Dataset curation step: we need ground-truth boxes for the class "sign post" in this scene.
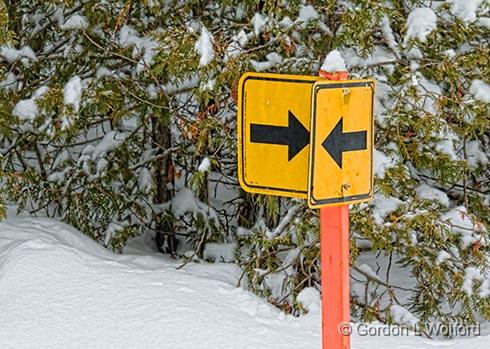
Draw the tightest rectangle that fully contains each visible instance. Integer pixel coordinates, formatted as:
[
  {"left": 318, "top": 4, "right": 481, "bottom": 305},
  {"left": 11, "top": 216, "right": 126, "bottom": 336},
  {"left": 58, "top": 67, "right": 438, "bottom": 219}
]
[
  {"left": 318, "top": 69, "right": 350, "bottom": 349},
  {"left": 237, "top": 70, "right": 374, "bottom": 349},
  {"left": 320, "top": 204, "right": 350, "bottom": 349}
]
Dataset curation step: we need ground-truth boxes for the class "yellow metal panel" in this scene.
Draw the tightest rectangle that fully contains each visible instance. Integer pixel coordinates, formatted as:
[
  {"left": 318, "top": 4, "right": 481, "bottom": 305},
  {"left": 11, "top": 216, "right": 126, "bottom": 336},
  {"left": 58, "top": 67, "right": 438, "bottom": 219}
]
[
  {"left": 237, "top": 72, "right": 318, "bottom": 197},
  {"left": 308, "top": 80, "right": 375, "bottom": 208}
]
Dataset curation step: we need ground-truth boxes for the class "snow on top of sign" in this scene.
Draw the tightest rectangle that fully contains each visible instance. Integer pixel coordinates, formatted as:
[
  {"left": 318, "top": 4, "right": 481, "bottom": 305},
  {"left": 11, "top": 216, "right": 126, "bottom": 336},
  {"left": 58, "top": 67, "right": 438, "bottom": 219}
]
[{"left": 320, "top": 49, "right": 346, "bottom": 72}]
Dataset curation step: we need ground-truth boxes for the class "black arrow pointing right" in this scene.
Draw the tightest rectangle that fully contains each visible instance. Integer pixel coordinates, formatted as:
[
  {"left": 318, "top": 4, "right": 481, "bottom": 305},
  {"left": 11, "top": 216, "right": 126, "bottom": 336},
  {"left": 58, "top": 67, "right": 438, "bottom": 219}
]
[
  {"left": 322, "top": 117, "right": 367, "bottom": 169},
  {"left": 250, "top": 110, "right": 309, "bottom": 161}
]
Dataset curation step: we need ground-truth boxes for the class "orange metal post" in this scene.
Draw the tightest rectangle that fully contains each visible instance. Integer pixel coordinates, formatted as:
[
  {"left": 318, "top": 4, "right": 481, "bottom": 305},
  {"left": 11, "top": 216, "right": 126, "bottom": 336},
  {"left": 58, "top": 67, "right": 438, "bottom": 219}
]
[
  {"left": 318, "top": 69, "right": 350, "bottom": 349},
  {"left": 320, "top": 205, "right": 350, "bottom": 349}
]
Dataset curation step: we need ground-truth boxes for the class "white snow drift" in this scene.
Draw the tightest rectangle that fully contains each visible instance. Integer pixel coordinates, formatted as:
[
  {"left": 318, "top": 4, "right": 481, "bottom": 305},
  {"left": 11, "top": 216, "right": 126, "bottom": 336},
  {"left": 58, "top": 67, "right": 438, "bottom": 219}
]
[{"left": 1, "top": 212, "right": 489, "bottom": 348}]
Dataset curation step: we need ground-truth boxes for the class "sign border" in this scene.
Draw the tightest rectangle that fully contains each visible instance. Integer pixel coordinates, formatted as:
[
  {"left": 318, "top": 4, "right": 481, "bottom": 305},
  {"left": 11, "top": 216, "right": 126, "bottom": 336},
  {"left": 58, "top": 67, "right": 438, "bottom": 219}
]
[
  {"left": 238, "top": 72, "right": 318, "bottom": 197},
  {"left": 308, "top": 80, "right": 375, "bottom": 208}
]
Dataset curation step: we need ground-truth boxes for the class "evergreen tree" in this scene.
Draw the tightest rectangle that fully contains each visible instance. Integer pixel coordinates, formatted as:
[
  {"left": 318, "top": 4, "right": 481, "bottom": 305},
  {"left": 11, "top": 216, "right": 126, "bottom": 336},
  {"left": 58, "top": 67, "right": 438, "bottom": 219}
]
[{"left": 1, "top": 0, "right": 489, "bottom": 330}]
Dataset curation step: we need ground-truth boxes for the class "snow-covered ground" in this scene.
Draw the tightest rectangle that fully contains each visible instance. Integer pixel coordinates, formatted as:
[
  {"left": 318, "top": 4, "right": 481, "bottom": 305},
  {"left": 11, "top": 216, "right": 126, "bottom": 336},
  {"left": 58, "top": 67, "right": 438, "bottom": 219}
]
[{"left": 1, "top": 208, "right": 489, "bottom": 348}]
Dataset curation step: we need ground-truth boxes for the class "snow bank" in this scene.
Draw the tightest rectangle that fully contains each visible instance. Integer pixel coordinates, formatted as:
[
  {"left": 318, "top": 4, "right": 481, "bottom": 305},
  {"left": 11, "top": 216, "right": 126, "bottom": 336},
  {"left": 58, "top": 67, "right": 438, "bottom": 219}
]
[
  {"left": 1, "top": 212, "right": 489, "bottom": 348},
  {"left": 0, "top": 214, "right": 319, "bottom": 348}
]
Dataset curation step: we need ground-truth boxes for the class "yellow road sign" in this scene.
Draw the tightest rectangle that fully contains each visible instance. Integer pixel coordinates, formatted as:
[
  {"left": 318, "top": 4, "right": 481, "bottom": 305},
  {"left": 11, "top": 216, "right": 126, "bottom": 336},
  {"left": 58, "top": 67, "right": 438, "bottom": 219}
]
[
  {"left": 237, "top": 72, "right": 318, "bottom": 197},
  {"left": 308, "top": 80, "right": 375, "bottom": 208}
]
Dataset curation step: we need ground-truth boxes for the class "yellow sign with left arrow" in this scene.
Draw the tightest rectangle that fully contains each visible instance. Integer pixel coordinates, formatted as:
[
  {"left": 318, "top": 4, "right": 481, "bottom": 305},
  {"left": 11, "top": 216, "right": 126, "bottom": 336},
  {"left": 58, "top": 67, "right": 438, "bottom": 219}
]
[
  {"left": 308, "top": 80, "right": 375, "bottom": 208},
  {"left": 237, "top": 72, "right": 317, "bottom": 198}
]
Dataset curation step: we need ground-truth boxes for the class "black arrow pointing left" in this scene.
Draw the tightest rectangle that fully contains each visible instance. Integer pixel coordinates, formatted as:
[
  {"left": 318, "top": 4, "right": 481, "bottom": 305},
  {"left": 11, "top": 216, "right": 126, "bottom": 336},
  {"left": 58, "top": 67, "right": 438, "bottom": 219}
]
[
  {"left": 250, "top": 111, "right": 309, "bottom": 161},
  {"left": 322, "top": 117, "right": 367, "bottom": 169}
]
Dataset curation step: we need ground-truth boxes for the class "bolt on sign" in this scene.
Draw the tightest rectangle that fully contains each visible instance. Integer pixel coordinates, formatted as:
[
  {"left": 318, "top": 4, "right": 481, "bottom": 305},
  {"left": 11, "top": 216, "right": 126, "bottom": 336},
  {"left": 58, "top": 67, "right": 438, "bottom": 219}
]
[{"left": 237, "top": 72, "right": 375, "bottom": 208}]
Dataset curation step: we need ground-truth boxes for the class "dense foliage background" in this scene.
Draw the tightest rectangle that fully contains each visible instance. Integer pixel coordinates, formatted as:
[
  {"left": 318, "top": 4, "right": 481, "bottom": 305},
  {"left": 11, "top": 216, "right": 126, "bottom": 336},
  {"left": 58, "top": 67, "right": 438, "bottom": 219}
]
[{"left": 1, "top": 0, "right": 489, "bottom": 331}]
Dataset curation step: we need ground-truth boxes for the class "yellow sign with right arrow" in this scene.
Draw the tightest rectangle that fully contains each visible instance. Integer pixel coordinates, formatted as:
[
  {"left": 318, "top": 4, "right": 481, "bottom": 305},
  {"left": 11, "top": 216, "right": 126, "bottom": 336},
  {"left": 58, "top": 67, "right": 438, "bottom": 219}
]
[{"left": 237, "top": 72, "right": 317, "bottom": 198}]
